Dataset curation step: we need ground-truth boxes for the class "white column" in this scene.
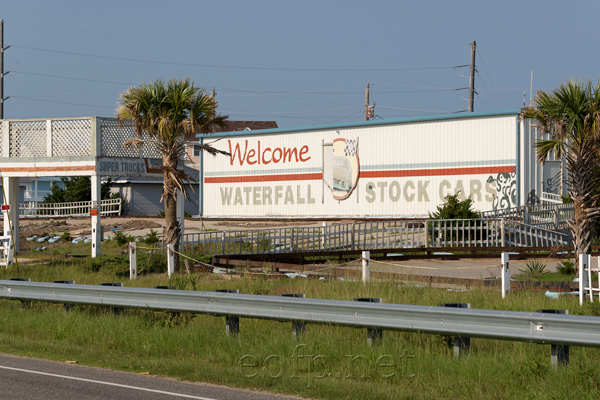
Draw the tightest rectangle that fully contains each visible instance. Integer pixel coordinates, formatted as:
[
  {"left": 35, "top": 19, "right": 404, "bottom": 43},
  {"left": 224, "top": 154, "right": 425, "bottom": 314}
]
[
  {"left": 167, "top": 244, "right": 175, "bottom": 277},
  {"left": 501, "top": 252, "right": 510, "bottom": 299},
  {"left": 129, "top": 242, "right": 137, "bottom": 280},
  {"left": 2, "top": 176, "right": 20, "bottom": 252},
  {"left": 91, "top": 175, "right": 101, "bottom": 257},
  {"left": 579, "top": 254, "right": 590, "bottom": 305},
  {"left": 362, "top": 250, "right": 370, "bottom": 283}
]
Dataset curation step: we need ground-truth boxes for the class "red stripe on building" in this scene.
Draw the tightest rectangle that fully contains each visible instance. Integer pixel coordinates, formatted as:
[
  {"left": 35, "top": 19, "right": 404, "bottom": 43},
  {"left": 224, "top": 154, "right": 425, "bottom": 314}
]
[
  {"left": 360, "top": 165, "right": 515, "bottom": 178},
  {"left": 204, "top": 165, "right": 515, "bottom": 184}
]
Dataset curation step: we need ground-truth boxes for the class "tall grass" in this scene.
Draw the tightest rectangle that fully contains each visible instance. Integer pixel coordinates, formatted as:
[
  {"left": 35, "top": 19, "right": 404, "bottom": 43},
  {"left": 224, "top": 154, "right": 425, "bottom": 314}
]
[{"left": 2, "top": 246, "right": 600, "bottom": 399}]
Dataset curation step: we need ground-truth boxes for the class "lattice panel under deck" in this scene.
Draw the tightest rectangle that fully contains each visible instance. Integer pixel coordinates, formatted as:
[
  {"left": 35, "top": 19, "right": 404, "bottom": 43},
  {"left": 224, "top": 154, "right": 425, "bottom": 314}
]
[
  {"left": 100, "top": 120, "right": 162, "bottom": 158},
  {"left": 9, "top": 121, "right": 46, "bottom": 158},
  {"left": 52, "top": 119, "right": 91, "bottom": 157}
]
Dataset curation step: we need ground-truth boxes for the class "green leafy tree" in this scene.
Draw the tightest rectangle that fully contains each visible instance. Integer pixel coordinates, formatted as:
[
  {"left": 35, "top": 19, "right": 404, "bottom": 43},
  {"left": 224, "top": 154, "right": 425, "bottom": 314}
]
[
  {"left": 117, "top": 78, "right": 228, "bottom": 268},
  {"left": 429, "top": 192, "right": 481, "bottom": 243},
  {"left": 44, "top": 177, "right": 116, "bottom": 203},
  {"left": 429, "top": 192, "right": 481, "bottom": 220},
  {"left": 520, "top": 79, "right": 600, "bottom": 259}
]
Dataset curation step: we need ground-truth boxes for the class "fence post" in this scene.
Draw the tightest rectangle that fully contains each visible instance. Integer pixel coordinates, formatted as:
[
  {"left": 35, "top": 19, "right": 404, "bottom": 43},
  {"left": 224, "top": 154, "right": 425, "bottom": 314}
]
[
  {"left": 167, "top": 244, "right": 175, "bottom": 277},
  {"left": 362, "top": 251, "right": 370, "bottom": 283},
  {"left": 500, "top": 219, "right": 506, "bottom": 247},
  {"left": 441, "top": 303, "right": 471, "bottom": 358},
  {"left": 501, "top": 252, "right": 510, "bottom": 299},
  {"left": 354, "top": 297, "right": 383, "bottom": 345},
  {"left": 554, "top": 205, "right": 560, "bottom": 230},
  {"left": 321, "top": 222, "right": 327, "bottom": 249},
  {"left": 579, "top": 254, "right": 590, "bottom": 305},
  {"left": 215, "top": 290, "right": 240, "bottom": 337},
  {"left": 351, "top": 222, "right": 356, "bottom": 250},
  {"left": 282, "top": 293, "right": 306, "bottom": 337},
  {"left": 537, "top": 309, "right": 570, "bottom": 367},
  {"left": 129, "top": 242, "right": 137, "bottom": 280}
]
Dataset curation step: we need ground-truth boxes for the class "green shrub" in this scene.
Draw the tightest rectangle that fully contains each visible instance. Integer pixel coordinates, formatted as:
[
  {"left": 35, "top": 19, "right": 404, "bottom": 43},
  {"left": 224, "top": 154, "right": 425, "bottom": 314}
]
[
  {"left": 557, "top": 259, "right": 576, "bottom": 275},
  {"left": 141, "top": 229, "right": 159, "bottom": 245},
  {"left": 520, "top": 260, "right": 548, "bottom": 280},
  {"left": 113, "top": 231, "right": 134, "bottom": 246},
  {"left": 138, "top": 251, "right": 167, "bottom": 275}
]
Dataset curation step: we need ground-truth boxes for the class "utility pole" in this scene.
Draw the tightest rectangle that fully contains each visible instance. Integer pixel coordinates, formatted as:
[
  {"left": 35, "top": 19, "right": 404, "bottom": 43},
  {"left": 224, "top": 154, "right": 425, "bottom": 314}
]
[
  {"left": 468, "top": 40, "right": 476, "bottom": 112},
  {"left": 211, "top": 87, "right": 216, "bottom": 99},
  {"left": 365, "top": 82, "right": 370, "bottom": 121},
  {"left": 1, "top": 19, "right": 5, "bottom": 119}
]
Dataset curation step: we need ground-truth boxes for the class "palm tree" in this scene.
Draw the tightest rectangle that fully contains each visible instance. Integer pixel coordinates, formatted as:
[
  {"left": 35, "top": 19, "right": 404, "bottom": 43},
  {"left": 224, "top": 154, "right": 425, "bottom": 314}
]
[
  {"left": 520, "top": 79, "right": 600, "bottom": 259},
  {"left": 117, "top": 78, "right": 228, "bottom": 268}
]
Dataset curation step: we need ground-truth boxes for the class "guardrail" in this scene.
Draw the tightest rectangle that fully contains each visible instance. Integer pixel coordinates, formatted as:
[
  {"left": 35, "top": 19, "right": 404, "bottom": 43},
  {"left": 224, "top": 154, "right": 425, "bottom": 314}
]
[
  {"left": 0, "top": 280, "right": 596, "bottom": 366},
  {"left": 13, "top": 198, "right": 122, "bottom": 218}
]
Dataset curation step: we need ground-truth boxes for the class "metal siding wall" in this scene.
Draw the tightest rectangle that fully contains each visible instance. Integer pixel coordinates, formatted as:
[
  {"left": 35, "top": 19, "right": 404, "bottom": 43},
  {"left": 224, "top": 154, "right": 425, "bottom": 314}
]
[{"left": 202, "top": 115, "right": 519, "bottom": 217}]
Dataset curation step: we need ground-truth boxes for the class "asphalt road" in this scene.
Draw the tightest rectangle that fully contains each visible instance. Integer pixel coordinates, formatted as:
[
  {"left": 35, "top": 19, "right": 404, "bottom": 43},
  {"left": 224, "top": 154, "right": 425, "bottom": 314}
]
[{"left": 0, "top": 354, "right": 304, "bottom": 400}]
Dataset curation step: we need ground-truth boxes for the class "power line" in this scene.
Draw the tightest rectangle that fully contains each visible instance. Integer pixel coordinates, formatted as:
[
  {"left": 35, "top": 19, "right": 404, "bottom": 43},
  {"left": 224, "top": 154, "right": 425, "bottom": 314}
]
[
  {"left": 6, "top": 22, "right": 466, "bottom": 49},
  {"left": 10, "top": 96, "right": 115, "bottom": 109},
  {"left": 11, "top": 70, "right": 135, "bottom": 85},
  {"left": 11, "top": 45, "right": 456, "bottom": 73}
]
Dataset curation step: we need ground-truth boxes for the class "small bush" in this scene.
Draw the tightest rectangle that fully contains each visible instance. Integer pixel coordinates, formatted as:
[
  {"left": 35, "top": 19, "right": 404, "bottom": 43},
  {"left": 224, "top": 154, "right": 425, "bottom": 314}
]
[
  {"left": 520, "top": 260, "right": 547, "bottom": 280},
  {"left": 557, "top": 259, "right": 576, "bottom": 275},
  {"left": 113, "top": 231, "right": 134, "bottom": 246},
  {"left": 141, "top": 229, "right": 159, "bottom": 245},
  {"left": 138, "top": 252, "right": 167, "bottom": 275}
]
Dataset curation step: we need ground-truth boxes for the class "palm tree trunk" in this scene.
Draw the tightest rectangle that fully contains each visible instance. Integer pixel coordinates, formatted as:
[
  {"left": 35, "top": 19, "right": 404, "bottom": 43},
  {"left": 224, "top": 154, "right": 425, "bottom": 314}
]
[
  {"left": 567, "top": 146, "right": 599, "bottom": 261},
  {"left": 163, "top": 154, "right": 181, "bottom": 272}
]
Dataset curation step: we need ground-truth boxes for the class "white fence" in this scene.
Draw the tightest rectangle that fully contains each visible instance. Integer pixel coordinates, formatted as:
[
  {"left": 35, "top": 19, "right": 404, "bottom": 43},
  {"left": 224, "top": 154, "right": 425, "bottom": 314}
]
[
  {"left": 9, "top": 198, "right": 122, "bottom": 218},
  {"left": 173, "top": 218, "right": 571, "bottom": 256}
]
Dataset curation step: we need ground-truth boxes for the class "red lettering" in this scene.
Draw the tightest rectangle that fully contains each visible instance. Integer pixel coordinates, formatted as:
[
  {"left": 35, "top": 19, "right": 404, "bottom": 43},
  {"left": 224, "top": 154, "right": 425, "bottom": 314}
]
[
  {"left": 228, "top": 140, "right": 248, "bottom": 166},
  {"left": 283, "top": 147, "right": 298, "bottom": 162},
  {"left": 228, "top": 140, "right": 310, "bottom": 166},
  {"left": 262, "top": 148, "right": 272, "bottom": 164},
  {"left": 247, "top": 149, "right": 257, "bottom": 165},
  {"left": 299, "top": 145, "right": 310, "bottom": 162}
]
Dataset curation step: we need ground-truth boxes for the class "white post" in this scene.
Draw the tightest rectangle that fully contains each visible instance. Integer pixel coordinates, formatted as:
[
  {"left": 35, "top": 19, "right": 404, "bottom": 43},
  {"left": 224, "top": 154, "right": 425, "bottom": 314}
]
[
  {"left": 579, "top": 254, "right": 590, "bottom": 305},
  {"left": 362, "top": 250, "right": 370, "bottom": 283},
  {"left": 167, "top": 244, "right": 175, "bottom": 277},
  {"left": 129, "top": 242, "right": 137, "bottom": 280},
  {"left": 2, "top": 177, "right": 20, "bottom": 252},
  {"left": 501, "top": 252, "right": 510, "bottom": 299},
  {"left": 91, "top": 175, "right": 101, "bottom": 258},
  {"left": 321, "top": 222, "right": 327, "bottom": 249}
]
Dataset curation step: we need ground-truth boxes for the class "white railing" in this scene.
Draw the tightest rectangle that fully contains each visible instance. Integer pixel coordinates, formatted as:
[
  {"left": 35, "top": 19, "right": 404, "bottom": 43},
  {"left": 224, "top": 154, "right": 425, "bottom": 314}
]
[
  {"left": 15, "top": 198, "right": 122, "bottom": 218},
  {"left": 541, "top": 191, "right": 563, "bottom": 204},
  {"left": 172, "top": 218, "right": 570, "bottom": 256}
]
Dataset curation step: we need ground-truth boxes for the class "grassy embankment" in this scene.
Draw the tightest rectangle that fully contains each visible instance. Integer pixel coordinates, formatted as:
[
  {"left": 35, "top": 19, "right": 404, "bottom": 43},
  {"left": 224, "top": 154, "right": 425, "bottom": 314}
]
[{"left": 1, "top": 238, "right": 599, "bottom": 399}]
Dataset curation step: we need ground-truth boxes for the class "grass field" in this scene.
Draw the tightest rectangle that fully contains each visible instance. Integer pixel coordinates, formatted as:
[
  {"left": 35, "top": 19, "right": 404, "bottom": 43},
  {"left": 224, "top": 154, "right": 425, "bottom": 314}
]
[{"left": 1, "top": 240, "right": 599, "bottom": 399}]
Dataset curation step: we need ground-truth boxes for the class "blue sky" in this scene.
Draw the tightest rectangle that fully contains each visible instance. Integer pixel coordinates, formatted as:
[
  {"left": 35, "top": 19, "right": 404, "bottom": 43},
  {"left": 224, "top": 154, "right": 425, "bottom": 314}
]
[{"left": 2, "top": 0, "right": 599, "bottom": 128}]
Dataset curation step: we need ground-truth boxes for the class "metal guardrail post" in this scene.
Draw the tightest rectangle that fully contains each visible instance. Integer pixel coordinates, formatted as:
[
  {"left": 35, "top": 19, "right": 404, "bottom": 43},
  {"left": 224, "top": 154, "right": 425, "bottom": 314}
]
[
  {"left": 537, "top": 309, "right": 570, "bottom": 367},
  {"left": 10, "top": 278, "right": 31, "bottom": 309},
  {"left": 53, "top": 280, "right": 75, "bottom": 311},
  {"left": 354, "top": 297, "right": 383, "bottom": 345},
  {"left": 441, "top": 303, "right": 471, "bottom": 358},
  {"left": 282, "top": 294, "right": 307, "bottom": 337},
  {"left": 215, "top": 290, "right": 240, "bottom": 337}
]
